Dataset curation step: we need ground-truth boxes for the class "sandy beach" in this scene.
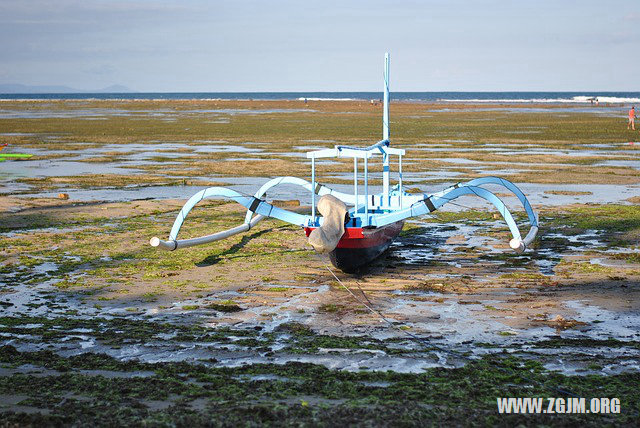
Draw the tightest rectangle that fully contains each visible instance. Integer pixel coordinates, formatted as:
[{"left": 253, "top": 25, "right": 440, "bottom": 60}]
[{"left": 1, "top": 99, "right": 639, "bottom": 425}]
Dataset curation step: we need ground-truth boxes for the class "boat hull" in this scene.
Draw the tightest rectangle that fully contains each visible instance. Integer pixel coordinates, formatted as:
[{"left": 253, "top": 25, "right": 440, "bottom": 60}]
[{"left": 305, "top": 220, "right": 404, "bottom": 273}]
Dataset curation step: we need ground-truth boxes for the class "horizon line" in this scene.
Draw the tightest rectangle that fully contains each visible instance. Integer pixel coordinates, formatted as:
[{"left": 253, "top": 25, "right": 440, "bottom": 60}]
[{"left": 2, "top": 90, "right": 640, "bottom": 94}]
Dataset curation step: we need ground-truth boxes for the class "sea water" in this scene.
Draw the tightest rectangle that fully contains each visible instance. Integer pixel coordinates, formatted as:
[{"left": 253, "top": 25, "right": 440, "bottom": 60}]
[{"left": 2, "top": 91, "right": 640, "bottom": 103}]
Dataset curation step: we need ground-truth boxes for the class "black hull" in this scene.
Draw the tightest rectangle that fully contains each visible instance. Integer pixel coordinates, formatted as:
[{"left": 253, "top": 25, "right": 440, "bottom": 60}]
[{"left": 329, "top": 240, "right": 394, "bottom": 273}]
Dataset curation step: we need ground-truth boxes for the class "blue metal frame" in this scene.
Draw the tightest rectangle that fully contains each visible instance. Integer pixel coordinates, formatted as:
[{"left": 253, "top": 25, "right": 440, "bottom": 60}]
[
  {"left": 166, "top": 175, "right": 538, "bottom": 252},
  {"left": 168, "top": 187, "right": 307, "bottom": 241}
]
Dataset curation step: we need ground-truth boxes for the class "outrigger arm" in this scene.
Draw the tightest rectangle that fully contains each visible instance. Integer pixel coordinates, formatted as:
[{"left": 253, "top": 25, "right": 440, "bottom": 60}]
[
  {"left": 369, "top": 176, "right": 538, "bottom": 252},
  {"left": 150, "top": 187, "right": 308, "bottom": 251},
  {"left": 432, "top": 176, "right": 539, "bottom": 251},
  {"left": 151, "top": 175, "right": 538, "bottom": 254}
]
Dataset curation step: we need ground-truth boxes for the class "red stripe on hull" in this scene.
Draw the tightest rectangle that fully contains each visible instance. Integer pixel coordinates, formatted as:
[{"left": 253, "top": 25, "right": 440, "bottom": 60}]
[{"left": 304, "top": 220, "right": 404, "bottom": 250}]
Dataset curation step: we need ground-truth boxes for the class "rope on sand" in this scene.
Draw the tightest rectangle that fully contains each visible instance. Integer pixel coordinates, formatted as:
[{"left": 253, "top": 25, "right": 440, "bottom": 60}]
[{"left": 322, "top": 260, "right": 579, "bottom": 398}]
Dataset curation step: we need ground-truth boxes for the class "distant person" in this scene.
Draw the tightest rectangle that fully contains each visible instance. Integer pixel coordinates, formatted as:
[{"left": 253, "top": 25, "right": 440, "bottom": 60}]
[{"left": 629, "top": 106, "right": 636, "bottom": 130}]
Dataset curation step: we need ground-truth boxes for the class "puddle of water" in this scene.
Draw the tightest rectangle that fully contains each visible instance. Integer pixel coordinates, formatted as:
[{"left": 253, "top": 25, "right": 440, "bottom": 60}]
[
  {"left": 301, "top": 140, "right": 336, "bottom": 143},
  {"left": 564, "top": 300, "right": 640, "bottom": 339},
  {"left": 441, "top": 182, "right": 640, "bottom": 207},
  {"left": 438, "top": 158, "right": 480, "bottom": 165},
  {"left": 1, "top": 160, "right": 136, "bottom": 178},
  {"left": 188, "top": 108, "right": 316, "bottom": 115},
  {"left": 427, "top": 107, "right": 625, "bottom": 117},
  {"left": 32, "top": 262, "right": 58, "bottom": 275},
  {"left": 1, "top": 225, "right": 91, "bottom": 238},
  {"left": 501, "top": 148, "right": 632, "bottom": 158},
  {"left": 413, "top": 146, "right": 499, "bottom": 153},
  {"left": 293, "top": 145, "right": 333, "bottom": 152},
  {"left": 596, "top": 159, "right": 640, "bottom": 170},
  {"left": 469, "top": 168, "right": 523, "bottom": 176},
  {"left": 0, "top": 108, "right": 316, "bottom": 120},
  {"left": 521, "top": 183, "right": 640, "bottom": 205},
  {"left": 589, "top": 258, "right": 632, "bottom": 268},
  {"left": 500, "top": 130, "right": 543, "bottom": 134},
  {"left": 237, "top": 374, "right": 300, "bottom": 383},
  {"left": 14, "top": 175, "right": 637, "bottom": 209},
  {"left": 19, "top": 185, "right": 208, "bottom": 202},
  {"left": 193, "top": 145, "right": 261, "bottom": 153},
  {"left": 0, "top": 142, "right": 272, "bottom": 195},
  {"left": 0, "top": 108, "right": 137, "bottom": 119}
]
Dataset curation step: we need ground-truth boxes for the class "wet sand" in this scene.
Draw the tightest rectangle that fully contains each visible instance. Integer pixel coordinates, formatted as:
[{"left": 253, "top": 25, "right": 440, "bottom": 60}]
[{"left": 0, "top": 99, "right": 639, "bottom": 425}]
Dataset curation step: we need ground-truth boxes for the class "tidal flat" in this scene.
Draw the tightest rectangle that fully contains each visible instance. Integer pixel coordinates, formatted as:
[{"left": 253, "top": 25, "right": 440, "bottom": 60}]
[{"left": 1, "top": 99, "right": 639, "bottom": 425}]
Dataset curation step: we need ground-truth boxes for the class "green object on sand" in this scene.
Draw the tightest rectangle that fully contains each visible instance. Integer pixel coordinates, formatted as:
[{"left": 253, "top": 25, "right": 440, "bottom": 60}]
[{"left": 0, "top": 153, "right": 32, "bottom": 159}]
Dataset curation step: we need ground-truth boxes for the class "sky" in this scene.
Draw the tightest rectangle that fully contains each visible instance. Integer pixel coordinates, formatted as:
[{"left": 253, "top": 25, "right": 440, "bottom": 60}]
[{"left": 1, "top": 0, "right": 639, "bottom": 92}]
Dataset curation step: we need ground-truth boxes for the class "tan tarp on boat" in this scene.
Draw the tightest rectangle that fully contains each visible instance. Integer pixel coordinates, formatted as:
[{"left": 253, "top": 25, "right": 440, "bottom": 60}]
[{"left": 307, "top": 195, "right": 347, "bottom": 253}]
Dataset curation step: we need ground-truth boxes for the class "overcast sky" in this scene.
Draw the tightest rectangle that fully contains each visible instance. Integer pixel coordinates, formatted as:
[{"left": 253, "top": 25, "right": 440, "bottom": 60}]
[{"left": 1, "top": 0, "right": 639, "bottom": 92}]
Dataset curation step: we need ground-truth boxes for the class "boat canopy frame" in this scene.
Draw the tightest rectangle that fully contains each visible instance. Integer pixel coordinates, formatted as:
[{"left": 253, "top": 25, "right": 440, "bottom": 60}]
[{"left": 306, "top": 139, "right": 405, "bottom": 227}]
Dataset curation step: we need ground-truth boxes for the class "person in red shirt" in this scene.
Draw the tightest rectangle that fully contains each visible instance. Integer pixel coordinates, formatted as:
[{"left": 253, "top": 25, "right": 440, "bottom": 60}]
[{"left": 629, "top": 106, "right": 636, "bottom": 130}]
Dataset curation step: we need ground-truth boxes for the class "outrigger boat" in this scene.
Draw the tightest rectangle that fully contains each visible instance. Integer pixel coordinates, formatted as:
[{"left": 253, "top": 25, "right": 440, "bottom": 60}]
[{"left": 151, "top": 54, "right": 539, "bottom": 272}]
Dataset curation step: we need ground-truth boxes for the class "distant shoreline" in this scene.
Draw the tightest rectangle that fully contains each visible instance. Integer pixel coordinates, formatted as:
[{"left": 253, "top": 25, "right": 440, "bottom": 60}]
[{"left": 1, "top": 91, "right": 639, "bottom": 103}]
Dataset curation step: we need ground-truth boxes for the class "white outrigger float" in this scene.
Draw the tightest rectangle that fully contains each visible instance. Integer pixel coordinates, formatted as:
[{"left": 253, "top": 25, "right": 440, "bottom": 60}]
[{"left": 151, "top": 54, "right": 539, "bottom": 272}]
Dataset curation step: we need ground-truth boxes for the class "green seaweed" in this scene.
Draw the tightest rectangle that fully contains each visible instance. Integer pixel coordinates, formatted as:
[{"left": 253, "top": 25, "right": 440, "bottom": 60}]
[{"left": 0, "top": 346, "right": 637, "bottom": 426}]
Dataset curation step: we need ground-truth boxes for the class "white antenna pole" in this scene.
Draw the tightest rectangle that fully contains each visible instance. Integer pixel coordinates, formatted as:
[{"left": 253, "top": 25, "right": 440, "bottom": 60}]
[
  {"left": 382, "top": 52, "right": 390, "bottom": 205},
  {"left": 383, "top": 52, "right": 390, "bottom": 141}
]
